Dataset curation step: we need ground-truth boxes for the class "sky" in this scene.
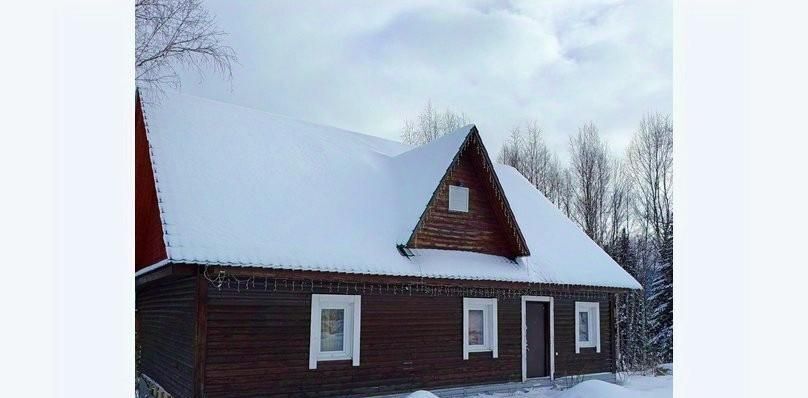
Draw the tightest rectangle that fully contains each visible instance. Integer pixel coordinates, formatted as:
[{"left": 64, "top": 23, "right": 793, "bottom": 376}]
[{"left": 176, "top": 0, "right": 671, "bottom": 161}]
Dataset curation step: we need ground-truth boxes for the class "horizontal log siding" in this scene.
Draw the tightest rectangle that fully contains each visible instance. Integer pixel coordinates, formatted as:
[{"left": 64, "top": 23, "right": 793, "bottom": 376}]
[
  {"left": 205, "top": 288, "right": 519, "bottom": 397},
  {"left": 137, "top": 276, "right": 197, "bottom": 398},
  {"left": 203, "top": 284, "right": 615, "bottom": 397},
  {"left": 410, "top": 142, "right": 520, "bottom": 258},
  {"left": 553, "top": 293, "right": 615, "bottom": 377}
]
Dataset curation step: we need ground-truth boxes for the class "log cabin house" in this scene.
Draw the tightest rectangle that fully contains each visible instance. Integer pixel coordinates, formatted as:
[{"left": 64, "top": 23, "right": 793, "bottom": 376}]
[{"left": 135, "top": 91, "right": 641, "bottom": 398}]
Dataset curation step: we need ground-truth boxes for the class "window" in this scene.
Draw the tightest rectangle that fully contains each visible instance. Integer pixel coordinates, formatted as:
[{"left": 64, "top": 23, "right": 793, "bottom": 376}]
[
  {"left": 309, "top": 294, "right": 361, "bottom": 369},
  {"left": 468, "top": 309, "right": 485, "bottom": 345},
  {"left": 463, "top": 298, "right": 498, "bottom": 359},
  {"left": 320, "top": 309, "right": 345, "bottom": 352},
  {"left": 449, "top": 185, "right": 469, "bottom": 212},
  {"left": 574, "top": 301, "right": 600, "bottom": 353}
]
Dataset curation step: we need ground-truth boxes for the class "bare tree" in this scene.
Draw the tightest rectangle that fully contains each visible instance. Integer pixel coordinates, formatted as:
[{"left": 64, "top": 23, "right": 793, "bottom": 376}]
[
  {"left": 521, "top": 122, "right": 547, "bottom": 189},
  {"left": 401, "top": 100, "right": 468, "bottom": 145},
  {"left": 568, "top": 122, "right": 612, "bottom": 245},
  {"left": 607, "top": 159, "right": 633, "bottom": 247},
  {"left": 497, "top": 127, "right": 524, "bottom": 169},
  {"left": 526, "top": 122, "right": 564, "bottom": 204},
  {"left": 136, "top": 0, "right": 237, "bottom": 92},
  {"left": 627, "top": 113, "right": 673, "bottom": 245},
  {"left": 555, "top": 168, "right": 575, "bottom": 218},
  {"left": 497, "top": 121, "right": 565, "bottom": 208}
]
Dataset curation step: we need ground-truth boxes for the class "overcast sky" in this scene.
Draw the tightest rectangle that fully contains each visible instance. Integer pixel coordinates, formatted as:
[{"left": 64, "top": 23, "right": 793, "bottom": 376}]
[{"left": 176, "top": 0, "right": 671, "bottom": 160}]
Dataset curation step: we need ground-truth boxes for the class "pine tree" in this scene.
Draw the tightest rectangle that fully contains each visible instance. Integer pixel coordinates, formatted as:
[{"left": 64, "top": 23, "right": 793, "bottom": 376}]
[
  {"left": 609, "top": 229, "right": 631, "bottom": 370},
  {"left": 610, "top": 229, "right": 643, "bottom": 371},
  {"left": 650, "top": 222, "right": 673, "bottom": 362}
]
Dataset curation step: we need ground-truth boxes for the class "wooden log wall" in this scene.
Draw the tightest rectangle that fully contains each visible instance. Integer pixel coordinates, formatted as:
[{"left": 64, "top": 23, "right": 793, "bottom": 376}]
[
  {"left": 202, "top": 281, "right": 615, "bottom": 397},
  {"left": 137, "top": 275, "right": 197, "bottom": 398},
  {"left": 553, "top": 296, "right": 615, "bottom": 376}
]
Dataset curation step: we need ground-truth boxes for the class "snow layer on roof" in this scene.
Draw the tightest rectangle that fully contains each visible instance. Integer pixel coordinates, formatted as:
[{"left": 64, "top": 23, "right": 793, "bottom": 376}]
[
  {"left": 495, "top": 165, "right": 641, "bottom": 288},
  {"left": 141, "top": 91, "right": 640, "bottom": 289},
  {"left": 409, "top": 249, "right": 529, "bottom": 281}
]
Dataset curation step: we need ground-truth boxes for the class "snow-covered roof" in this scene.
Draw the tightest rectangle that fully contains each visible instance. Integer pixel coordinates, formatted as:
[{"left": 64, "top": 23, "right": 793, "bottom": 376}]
[{"left": 140, "top": 91, "right": 641, "bottom": 289}]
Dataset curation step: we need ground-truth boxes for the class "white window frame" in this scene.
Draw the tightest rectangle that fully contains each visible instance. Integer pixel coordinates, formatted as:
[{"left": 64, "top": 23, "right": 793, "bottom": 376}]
[
  {"left": 462, "top": 297, "right": 498, "bottom": 359},
  {"left": 309, "top": 294, "right": 361, "bottom": 369},
  {"left": 448, "top": 185, "right": 469, "bottom": 212},
  {"left": 574, "top": 301, "right": 600, "bottom": 353}
]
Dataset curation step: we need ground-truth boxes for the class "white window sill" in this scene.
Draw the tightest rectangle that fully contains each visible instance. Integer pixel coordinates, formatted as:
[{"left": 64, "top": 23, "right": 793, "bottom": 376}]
[{"left": 316, "top": 354, "right": 352, "bottom": 362}]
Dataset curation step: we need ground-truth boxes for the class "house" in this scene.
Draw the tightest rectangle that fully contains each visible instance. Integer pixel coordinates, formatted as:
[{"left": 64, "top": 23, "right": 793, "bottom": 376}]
[{"left": 135, "top": 91, "right": 641, "bottom": 398}]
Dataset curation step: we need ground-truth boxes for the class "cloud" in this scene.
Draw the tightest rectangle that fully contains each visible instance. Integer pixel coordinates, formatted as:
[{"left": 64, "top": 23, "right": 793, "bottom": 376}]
[{"left": 176, "top": 0, "right": 671, "bottom": 160}]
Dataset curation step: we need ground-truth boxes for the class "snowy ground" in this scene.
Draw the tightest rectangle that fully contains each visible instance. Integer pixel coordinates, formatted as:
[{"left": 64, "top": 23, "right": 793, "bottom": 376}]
[
  {"left": 407, "top": 369, "right": 672, "bottom": 398},
  {"left": 137, "top": 367, "right": 671, "bottom": 398}
]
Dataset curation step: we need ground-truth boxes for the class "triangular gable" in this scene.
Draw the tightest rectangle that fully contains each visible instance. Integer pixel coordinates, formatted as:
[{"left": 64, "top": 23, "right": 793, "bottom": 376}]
[{"left": 404, "top": 126, "right": 530, "bottom": 259}]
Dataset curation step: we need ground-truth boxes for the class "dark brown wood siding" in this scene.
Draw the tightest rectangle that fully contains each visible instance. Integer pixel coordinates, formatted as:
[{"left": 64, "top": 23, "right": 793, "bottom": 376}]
[
  {"left": 135, "top": 94, "right": 168, "bottom": 270},
  {"left": 409, "top": 141, "right": 520, "bottom": 258},
  {"left": 202, "top": 280, "right": 615, "bottom": 397},
  {"left": 137, "top": 275, "right": 197, "bottom": 398},
  {"left": 553, "top": 293, "right": 615, "bottom": 377}
]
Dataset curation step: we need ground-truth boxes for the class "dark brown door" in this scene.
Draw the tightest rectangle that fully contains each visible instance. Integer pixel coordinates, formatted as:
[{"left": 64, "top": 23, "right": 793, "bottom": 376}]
[{"left": 526, "top": 301, "right": 550, "bottom": 378}]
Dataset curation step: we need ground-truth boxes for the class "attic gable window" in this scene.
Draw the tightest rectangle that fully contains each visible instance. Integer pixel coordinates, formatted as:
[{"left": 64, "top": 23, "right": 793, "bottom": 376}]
[{"left": 449, "top": 185, "right": 469, "bottom": 212}]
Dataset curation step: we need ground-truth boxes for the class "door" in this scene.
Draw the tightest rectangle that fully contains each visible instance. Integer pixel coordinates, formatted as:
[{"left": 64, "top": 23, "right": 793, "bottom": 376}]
[{"left": 526, "top": 301, "right": 550, "bottom": 378}]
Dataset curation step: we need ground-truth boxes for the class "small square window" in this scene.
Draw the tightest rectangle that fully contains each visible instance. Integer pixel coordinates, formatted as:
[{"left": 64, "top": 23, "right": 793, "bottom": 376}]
[
  {"left": 309, "top": 294, "right": 361, "bottom": 369},
  {"left": 449, "top": 185, "right": 469, "bottom": 212},
  {"left": 463, "top": 298, "right": 498, "bottom": 359},
  {"left": 575, "top": 302, "right": 600, "bottom": 353}
]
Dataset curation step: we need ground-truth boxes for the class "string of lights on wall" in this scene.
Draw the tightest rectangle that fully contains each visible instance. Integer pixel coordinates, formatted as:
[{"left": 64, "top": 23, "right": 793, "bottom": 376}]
[{"left": 203, "top": 266, "right": 618, "bottom": 300}]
